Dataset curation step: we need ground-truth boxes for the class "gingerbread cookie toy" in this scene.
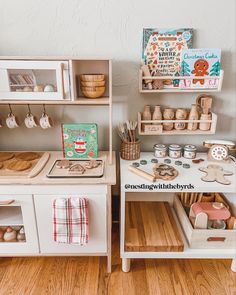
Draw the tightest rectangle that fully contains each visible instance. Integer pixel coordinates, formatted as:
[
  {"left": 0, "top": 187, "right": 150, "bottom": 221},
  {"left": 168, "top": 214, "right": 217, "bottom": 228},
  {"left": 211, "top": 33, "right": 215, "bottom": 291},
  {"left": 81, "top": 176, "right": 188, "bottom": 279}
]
[
  {"left": 153, "top": 163, "right": 178, "bottom": 181},
  {"left": 68, "top": 164, "right": 85, "bottom": 174},
  {"left": 85, "top": 160, "right": 100, "bottom": 169},
  {"left": 192, "top": 59, "right": 209, "bottom": 85},
  {"left": 199, "top": 164, "right": 233, "bottom": 185}
]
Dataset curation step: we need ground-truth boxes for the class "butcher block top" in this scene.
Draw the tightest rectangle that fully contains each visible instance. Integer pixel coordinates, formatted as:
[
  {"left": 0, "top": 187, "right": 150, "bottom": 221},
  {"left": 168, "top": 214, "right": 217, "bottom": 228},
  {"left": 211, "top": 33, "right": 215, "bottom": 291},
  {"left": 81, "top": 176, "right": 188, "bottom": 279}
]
[
  {"left": 0, "top": 151, "right": 116, "bottom": 185},
  {"left": 125, "top": 201, "right": 184, "bottom": 252}
]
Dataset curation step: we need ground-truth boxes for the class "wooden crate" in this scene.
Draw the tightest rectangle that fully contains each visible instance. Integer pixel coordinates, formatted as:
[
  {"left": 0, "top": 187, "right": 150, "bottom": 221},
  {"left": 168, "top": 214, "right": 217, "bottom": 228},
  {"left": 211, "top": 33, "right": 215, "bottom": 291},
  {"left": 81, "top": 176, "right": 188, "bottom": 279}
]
[{"left": 173, "top": 195, "right": 236, "bottom": 249}]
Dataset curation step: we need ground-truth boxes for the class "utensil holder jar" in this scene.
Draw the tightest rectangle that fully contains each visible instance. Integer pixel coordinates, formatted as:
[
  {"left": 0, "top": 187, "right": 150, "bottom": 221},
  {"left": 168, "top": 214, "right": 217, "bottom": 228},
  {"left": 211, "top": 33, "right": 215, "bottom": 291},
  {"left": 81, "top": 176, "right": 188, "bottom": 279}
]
[{"left": 120, "top": 140, "right": 140, "bottom": 160}]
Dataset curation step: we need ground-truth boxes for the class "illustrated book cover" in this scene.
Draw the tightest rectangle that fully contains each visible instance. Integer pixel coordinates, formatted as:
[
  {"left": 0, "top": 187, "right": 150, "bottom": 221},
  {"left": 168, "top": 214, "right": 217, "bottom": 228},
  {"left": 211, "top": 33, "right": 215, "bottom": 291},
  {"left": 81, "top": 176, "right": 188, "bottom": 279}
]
[
  {"left": 180, "top": 48, "right": 221, "bottom": 89},
  {"left": 142, "top": 28, "right": 193, "bottom": 79},
  {"left": 61, "top": 123, "right": 98, "bottom": 159}
]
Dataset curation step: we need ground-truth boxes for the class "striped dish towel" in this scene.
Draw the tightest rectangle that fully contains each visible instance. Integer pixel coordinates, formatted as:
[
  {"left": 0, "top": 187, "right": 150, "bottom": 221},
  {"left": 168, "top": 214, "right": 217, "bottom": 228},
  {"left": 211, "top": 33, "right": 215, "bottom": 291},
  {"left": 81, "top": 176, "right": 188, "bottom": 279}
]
[{"left": 53, "top": 197, "right": 89, "bottom": 245}]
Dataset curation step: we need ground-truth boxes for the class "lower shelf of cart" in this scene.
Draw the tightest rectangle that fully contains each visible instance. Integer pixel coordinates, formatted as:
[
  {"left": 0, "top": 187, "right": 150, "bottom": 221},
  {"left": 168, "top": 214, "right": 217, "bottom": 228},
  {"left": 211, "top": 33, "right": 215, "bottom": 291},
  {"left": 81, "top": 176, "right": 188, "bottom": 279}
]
[{"left": 122, "top": 208, "right": 236, "bottom": 259}]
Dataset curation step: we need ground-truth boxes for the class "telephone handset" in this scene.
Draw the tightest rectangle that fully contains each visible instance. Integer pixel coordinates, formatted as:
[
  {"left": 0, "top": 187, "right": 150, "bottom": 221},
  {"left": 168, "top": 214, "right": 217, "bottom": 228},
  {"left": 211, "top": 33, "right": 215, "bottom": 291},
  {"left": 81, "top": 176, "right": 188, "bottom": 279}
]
[{"left": 203, "top": 140, "right": 236, "bottom": 162}]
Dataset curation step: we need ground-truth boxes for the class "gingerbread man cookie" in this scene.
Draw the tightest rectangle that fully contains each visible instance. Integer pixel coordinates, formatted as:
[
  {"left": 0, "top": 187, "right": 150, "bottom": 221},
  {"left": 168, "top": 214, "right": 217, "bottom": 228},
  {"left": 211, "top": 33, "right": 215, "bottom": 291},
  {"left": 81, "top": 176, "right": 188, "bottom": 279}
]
[
  {"left": 192, "top": 59, "right": 209, "bottom": 85},
  {"left": 199, "top": 164, "right": 233, "bottom": 185}
]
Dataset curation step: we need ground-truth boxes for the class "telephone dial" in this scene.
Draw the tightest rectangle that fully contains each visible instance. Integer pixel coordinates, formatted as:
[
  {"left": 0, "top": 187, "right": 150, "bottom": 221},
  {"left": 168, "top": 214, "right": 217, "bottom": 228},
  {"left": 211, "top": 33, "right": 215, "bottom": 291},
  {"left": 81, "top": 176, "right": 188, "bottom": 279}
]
[{"left": 203, "top": 140, "right": 236, "bottom": 162}]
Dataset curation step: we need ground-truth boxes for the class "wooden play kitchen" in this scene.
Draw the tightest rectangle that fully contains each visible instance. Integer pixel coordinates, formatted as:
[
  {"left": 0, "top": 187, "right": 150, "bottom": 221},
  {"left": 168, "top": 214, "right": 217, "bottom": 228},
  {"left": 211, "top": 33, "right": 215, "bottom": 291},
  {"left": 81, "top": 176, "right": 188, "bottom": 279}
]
[
  {"left": 0, "top": 56, "right": 115, "bottom": 273},
  {"left": 0, "top": 28, "right": 236, "bottom": 277}
]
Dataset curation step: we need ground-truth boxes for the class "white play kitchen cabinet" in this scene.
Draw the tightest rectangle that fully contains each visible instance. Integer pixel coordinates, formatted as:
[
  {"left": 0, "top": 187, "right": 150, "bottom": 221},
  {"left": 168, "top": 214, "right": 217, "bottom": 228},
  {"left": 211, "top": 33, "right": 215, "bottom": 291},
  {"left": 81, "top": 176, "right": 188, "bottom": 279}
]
[
  {"left": 0, "top": 157, "right": 115, "bottom": 272},
  {"left": 0, "top": 190, "right": 107, "bottom": 255}
]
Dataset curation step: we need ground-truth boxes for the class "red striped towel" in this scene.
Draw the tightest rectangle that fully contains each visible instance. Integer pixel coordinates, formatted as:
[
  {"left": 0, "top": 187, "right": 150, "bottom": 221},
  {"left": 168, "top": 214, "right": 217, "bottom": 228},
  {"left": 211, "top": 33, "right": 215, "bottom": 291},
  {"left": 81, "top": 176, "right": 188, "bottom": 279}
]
[{"left": 53, "top": 197, "right": 89, "bottom": 245}]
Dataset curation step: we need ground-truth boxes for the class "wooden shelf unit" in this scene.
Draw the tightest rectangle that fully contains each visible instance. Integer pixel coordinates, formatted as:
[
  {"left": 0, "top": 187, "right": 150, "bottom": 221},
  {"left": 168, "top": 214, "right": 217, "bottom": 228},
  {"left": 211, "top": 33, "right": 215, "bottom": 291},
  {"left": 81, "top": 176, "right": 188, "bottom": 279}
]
[
  {"left": 0, "top": 57, "right": 113, "bottom": 164},
  {"left": 139, "top": 69, "right": 224, "bottom": 93},
  {"left": 120, "top": 153, "right": 236, "bottom": 273},
  {"left": 137, "top": 112, "right": 217, "bottom": 135}
]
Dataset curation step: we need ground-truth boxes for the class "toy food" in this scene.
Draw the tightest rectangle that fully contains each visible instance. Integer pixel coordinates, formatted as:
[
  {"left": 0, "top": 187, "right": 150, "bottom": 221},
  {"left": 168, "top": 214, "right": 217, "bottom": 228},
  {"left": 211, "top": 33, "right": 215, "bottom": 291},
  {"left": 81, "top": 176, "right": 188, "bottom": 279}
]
[{"left": 3, "top": 227, "right": 17, "bottom": 242}]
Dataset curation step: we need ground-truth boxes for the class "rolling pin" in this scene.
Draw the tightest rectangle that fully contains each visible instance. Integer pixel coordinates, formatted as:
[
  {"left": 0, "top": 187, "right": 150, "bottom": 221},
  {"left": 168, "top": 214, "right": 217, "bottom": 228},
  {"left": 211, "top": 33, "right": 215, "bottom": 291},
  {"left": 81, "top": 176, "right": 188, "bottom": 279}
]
[{"left": 128, "top": 165, "right": 156, "bottom": 182}]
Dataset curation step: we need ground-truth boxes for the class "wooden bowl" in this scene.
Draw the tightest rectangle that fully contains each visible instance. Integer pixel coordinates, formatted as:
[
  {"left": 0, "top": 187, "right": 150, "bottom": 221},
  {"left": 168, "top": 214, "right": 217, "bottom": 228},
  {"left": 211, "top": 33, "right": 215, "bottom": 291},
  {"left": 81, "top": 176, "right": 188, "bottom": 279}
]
[
  {"left": 80, "top": 74, "right": 105, "bottom": 82},
  {"left": 81, "top": 86, "right": 105, "bottom": 98},
  {"left": 80, "top": 80, "right": 105, "bottom": 87}
]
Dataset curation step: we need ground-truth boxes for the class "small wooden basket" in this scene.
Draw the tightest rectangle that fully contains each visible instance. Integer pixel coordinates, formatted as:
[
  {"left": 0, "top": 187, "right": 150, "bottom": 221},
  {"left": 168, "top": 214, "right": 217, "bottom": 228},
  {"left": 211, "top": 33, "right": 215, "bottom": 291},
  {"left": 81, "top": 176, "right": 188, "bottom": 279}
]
[{"left": 120, "top": 140, "right": 140, "bottom": 160}]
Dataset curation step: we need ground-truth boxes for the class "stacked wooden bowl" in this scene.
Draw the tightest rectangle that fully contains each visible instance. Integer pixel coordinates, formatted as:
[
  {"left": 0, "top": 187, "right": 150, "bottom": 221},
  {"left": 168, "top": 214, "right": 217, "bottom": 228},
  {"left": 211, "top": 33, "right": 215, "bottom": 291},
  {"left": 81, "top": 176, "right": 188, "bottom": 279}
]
[{"left": 80, "top": 74, "right": 106, "bottom": 98}]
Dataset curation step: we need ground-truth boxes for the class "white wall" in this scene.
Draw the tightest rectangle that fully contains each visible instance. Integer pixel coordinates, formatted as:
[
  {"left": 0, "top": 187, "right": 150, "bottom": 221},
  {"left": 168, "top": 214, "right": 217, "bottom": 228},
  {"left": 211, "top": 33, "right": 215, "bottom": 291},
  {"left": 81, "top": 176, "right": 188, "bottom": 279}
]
[{"left": 0, "top": 0, "right": 235, "bottom": 152}]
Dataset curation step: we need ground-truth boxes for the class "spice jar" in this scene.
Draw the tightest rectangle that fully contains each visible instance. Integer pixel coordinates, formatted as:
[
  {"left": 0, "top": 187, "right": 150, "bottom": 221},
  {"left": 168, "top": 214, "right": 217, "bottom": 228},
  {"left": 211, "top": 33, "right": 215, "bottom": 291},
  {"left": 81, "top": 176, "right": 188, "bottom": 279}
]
[
  {"left": 169, "top": 144, "right": 182, "bottom": 159},
  {"left": 183, "top": 145, "right": 197, "bottom": 159},
  {"left": 175, "top": 108, "right": 188, "bottom": 130},
  {"left": 153, "top": 144, "right": 167, "bottom": 158},
  {"left": 163, "top": 108, "right": 175, "bottom": 131}
]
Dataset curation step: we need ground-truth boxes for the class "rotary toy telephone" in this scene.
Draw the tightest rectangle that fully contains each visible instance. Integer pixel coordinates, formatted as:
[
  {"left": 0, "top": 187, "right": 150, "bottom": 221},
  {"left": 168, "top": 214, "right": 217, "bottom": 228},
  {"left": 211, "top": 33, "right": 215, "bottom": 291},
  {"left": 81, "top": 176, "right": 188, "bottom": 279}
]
[{"left": 203, "top": 140, "right": 236, "bottom": 162}]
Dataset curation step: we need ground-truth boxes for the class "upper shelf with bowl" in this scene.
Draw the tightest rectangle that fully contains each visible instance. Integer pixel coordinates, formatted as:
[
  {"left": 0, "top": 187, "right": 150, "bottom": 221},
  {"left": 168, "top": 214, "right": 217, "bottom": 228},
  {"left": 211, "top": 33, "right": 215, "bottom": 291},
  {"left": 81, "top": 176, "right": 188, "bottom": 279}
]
[{"left": 0, "top": 57, "right": 112, "bottom": 105}]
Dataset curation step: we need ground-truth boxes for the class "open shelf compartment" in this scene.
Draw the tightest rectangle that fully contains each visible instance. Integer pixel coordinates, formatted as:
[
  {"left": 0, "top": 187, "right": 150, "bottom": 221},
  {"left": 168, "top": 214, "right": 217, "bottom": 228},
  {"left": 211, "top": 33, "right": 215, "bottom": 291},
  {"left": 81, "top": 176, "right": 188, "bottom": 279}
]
[
  {"left": 138, "top": 112, "right": 217, "bottom": 135},
  {"left": 0, "top": 206, "right": 23, "bottom": 226},
  {"left": 125, "top": 201, "right": 184, "bottom": 252},
  {"left": 69, "top": 59, "right": 111, "bottom": 104}
]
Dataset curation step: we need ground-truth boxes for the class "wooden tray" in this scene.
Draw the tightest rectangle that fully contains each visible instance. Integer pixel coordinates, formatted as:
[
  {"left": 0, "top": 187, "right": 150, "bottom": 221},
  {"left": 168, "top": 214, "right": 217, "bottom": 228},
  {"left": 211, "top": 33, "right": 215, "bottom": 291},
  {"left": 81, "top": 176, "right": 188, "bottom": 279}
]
[
  {"left": 125, "top": 201, "right": 184, "bottom": 252},
  {"left": 0, "top": 152, "right": 50, "bottom": 178},
  {"left": 47, "top": 159, "right": 104, "bottom": 178}
]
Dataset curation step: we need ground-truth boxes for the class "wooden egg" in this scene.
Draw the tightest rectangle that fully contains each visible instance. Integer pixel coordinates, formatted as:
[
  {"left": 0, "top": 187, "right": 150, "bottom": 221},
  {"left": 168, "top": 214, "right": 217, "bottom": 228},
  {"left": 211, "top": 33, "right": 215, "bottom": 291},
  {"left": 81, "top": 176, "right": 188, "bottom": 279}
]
[
  {"left": 23, "top": 86, "right": 33, "bottom": 92},
  {"left": 0, "top": 229, "right": 4, "bottom": 241},
  {"left": 17, "top": 227, "right": 26, "bottom": 242},
  {"left": 44, "top": 84, "right": 55, "bottom": 92},
  {"left": 34, "top": 85, "right": 44, "bottom": 92},
  {"left": 3, "top": 227, "right": 17, "bottom": 242}
]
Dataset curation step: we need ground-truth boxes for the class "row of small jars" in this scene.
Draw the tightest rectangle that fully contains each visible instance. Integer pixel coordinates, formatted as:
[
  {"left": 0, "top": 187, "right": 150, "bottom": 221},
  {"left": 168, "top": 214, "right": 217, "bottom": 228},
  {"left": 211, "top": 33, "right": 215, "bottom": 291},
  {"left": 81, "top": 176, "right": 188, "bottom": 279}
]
[{"left": 153, "top": 144, "right": 197, "bottom": 159}]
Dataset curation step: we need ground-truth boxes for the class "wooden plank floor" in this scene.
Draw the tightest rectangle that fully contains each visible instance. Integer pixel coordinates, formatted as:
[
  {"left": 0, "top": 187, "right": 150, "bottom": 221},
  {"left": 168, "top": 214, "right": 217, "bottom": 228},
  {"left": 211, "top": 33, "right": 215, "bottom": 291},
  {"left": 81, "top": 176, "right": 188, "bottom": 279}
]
[{"left": 0, "top": 225, "right": 235, "bottom": 295}]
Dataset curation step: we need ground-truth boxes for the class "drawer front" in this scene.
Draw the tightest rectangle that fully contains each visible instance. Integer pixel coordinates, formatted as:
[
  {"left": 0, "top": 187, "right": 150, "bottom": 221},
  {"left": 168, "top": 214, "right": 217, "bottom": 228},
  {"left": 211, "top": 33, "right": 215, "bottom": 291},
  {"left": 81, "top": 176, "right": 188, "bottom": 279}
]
[
  {"left": 34, "top": 194, "right": 107, "bottom": 254},
  {"left": 0, "top": 195, "right": 39, "bottom": 254}
]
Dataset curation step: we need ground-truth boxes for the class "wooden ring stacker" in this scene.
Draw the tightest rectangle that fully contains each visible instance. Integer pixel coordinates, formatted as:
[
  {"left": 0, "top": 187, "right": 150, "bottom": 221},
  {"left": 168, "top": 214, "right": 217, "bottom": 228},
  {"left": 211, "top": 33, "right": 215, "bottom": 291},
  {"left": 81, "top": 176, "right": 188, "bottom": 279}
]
[{"left": 128, "top": 165, "right": 156, "bottom": 182}]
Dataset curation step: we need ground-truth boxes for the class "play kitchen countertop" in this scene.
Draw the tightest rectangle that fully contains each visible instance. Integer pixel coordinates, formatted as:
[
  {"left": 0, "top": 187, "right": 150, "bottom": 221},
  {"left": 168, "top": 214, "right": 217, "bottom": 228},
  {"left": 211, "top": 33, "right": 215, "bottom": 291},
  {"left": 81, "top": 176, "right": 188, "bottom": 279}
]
[
  {"left": 120, "top": 152, "right": 236, "bottom": 193},
  {"left": 0, "top": 151, "right": 116, "bottom": 185}
]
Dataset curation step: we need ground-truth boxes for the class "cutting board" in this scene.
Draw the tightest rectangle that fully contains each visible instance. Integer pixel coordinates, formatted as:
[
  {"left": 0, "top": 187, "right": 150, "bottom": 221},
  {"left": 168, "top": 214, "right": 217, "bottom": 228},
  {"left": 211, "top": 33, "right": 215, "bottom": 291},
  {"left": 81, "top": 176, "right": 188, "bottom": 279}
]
[
  {"left": 0, "top": 152, "right": 50, "bottom": 178},
  {"left": 125, "top": 201, "right": 184, "bottom": 252}
]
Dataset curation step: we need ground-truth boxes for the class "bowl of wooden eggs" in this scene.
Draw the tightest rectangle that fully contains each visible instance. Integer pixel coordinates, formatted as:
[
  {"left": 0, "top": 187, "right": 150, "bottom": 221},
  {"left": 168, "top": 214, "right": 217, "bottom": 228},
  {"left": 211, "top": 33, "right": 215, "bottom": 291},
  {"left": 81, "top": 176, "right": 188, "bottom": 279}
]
[{"left": 80, "top": 74, "right": 106, "bottom": 98}]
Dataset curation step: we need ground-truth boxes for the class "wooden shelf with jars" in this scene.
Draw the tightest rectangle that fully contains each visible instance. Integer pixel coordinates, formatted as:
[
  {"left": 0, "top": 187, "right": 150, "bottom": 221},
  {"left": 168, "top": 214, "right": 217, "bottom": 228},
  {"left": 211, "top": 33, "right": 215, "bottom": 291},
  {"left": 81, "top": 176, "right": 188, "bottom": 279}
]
[
  {"left": 138, "top": 111, "right": 217, "bottom": 135},
  {"left": 138, "top": 97, "right": 217, "bottom": 136}
]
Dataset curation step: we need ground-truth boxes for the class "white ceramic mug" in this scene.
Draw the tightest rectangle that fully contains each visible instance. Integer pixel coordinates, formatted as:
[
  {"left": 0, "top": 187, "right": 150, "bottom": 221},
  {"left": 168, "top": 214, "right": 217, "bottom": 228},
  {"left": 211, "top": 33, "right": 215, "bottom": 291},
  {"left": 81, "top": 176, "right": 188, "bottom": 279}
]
[
  {"left": 39, "top": 113, "right": 53, "bottom": 129},
  {"left": 6, "top": 113, "right": 19, "bottom": 129},
  {"left": 24, "top": 112, "right": 38, "bottom": 128}
]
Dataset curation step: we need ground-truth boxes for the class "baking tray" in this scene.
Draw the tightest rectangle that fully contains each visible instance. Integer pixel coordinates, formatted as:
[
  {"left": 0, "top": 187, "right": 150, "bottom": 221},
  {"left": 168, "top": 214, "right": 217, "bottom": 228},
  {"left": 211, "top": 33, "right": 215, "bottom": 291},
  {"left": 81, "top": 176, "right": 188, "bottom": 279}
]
[{"left": 46, "top": 159, "right": 104, "bottom": 178}]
